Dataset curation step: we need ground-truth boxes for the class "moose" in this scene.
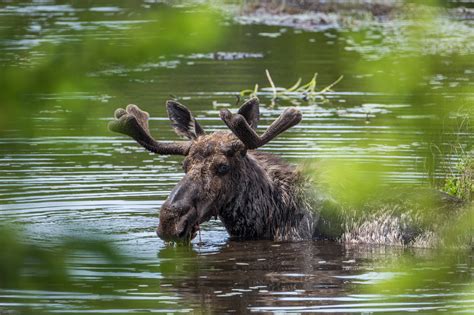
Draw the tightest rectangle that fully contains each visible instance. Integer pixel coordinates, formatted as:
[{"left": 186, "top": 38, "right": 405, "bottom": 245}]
[
  {"left": 109, "top": 98, "right": 462, "bottom": 246},
  {"left": 109, "top": 98, "right": 318, "bottom": 242}
]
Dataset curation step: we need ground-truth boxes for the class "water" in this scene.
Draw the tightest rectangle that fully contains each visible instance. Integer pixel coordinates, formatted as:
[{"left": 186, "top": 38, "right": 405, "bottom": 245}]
[{"left": 0, "top": 1, "right": 473, "bottom": 314}]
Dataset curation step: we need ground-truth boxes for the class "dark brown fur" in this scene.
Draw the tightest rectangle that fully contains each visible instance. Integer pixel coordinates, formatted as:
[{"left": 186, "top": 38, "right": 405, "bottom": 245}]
[{"left": 158, "top": 131, "right": 316, "bottom": 241}]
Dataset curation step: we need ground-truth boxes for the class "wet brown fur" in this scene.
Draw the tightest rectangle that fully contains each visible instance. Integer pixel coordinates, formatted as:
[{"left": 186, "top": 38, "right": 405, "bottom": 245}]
[{"left": 159, "top": 131, "right": 315, "bottom": 241}]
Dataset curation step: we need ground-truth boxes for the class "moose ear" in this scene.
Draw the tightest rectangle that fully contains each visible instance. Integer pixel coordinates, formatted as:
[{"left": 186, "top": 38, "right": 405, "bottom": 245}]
[
  {"left": 238, "top": 97, "right": 260, "bottom": 130},
  {"left": 166, "top": 100, "right": 205, "bottom": 140}
]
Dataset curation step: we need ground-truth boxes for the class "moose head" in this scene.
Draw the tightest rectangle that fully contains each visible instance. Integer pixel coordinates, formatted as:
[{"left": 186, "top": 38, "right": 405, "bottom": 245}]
[{"left": 109, "top": 98, "right": 302, "bottom": 242}]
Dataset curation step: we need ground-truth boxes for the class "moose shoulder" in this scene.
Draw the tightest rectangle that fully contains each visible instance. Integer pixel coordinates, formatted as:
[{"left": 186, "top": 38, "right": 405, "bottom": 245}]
[{"left": 108, "top": 98, "right": 461, "bottom": 246}]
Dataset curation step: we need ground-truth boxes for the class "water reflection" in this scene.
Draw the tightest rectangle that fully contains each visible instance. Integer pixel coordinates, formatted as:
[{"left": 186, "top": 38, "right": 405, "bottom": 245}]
[
  {"left": 153, "top": 241, "right": 472, "bottom": 313},
  {"left": 0, "top": 237, "right": 471, "bottom": 313}
]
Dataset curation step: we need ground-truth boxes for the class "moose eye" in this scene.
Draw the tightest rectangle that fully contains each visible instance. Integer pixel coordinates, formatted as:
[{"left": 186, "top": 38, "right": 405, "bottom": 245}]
[{"left": 216, "top": 164, "right": 230, "bottom": 175}]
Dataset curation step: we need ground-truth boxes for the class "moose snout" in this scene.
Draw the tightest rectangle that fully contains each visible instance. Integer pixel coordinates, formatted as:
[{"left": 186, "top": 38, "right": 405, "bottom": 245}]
[
  {"left": 156, "top": 202, "right": 198, "bottom": 242},
  {"left": 175, "top": 208, "right": 198, "bottom": 238},
  {"left": 156, "top": 177, "right": 202, "bottom": 242}
]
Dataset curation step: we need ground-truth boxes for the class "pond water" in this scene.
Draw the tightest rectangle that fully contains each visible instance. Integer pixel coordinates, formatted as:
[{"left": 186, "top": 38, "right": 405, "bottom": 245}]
[{"left": 0, "top": 1, "right": 472, "bottom": 314}]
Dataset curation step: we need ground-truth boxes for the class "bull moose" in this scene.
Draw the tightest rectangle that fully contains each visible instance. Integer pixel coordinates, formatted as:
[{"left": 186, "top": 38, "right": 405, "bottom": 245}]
[{"left": 108, "top": 97, "right": 462, "bottom": 246}]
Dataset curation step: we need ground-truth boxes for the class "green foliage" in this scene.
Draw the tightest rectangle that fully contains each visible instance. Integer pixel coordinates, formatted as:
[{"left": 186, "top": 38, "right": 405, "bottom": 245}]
[
  {"left": 0, "top": 5, "right": 224, "bottom": 136},
  {"left": 443, "top": 156, "right": 473, "bottom": 202},
  {"left": 309, "top": 160, "right": 384, "bottom": 208},
  {"left": 301, "top": 0, "right": 473, "bottom": 306},
  {"left": 0, "top": 227, "right": 122, "bottom": 290},
  {"left": 308, "top": 158, "right": 470, "bottom": 244}
]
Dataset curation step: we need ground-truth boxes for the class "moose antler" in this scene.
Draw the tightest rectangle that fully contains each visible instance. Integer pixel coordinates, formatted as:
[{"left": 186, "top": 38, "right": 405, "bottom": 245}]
[
  {"left": 108, "top": 104, "right": 190, "bottom": 155},
  {"left": 220, "top": 103, "right": 302, "bottom": 150}
]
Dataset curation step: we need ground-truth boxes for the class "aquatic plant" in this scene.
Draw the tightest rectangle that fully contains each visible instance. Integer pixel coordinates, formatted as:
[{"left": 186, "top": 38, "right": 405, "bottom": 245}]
[
  {"left": 240, "top": 69, "right": 343, "bottom": 105},
  {"left": 443, "top": 155, "right": 473, "bottom": 202}
]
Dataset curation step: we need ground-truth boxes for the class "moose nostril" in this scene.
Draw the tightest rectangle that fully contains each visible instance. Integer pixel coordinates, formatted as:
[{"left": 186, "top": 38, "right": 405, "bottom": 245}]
[{"left": 176, "top": 219, "right": 189, "bottom": 238}]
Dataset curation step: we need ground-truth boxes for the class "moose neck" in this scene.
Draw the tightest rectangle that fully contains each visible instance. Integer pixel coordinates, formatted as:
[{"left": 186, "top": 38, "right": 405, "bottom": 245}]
[
  {"left": 218, "top": 152, "right": 275, "bottom": 239},
  {"left": 218, "top": 151, "right": 314, "bottom": 240}
]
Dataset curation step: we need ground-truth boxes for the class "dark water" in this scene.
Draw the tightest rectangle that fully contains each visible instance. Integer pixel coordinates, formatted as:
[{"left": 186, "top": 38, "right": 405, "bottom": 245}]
[{"left": 0, "top": 1, "right": 473, "bottom": 314}]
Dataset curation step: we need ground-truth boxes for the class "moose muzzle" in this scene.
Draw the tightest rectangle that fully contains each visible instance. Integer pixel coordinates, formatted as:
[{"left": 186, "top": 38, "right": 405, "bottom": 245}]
[{"left": 156, "top": 177, "right": 201, "bottom": 242}]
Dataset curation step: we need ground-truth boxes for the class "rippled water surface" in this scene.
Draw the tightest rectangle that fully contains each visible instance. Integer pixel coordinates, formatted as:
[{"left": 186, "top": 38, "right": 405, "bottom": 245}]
[{"left": 1, "top": 1, "right": 473, "bottom": 314}]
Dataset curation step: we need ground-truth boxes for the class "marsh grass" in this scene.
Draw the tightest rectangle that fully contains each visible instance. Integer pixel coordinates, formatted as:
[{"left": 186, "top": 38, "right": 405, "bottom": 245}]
[{"left": 443, "top": 155, "right": 473, "bottom": 202}]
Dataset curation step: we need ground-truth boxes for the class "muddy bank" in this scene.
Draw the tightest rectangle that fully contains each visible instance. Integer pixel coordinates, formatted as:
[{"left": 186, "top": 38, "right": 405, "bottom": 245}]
[
  {"left": 234, "top": 1, "right": 474, "bottom": 57},
  {"left": 237, "top": 1, "right": 473, "bottom": 29},
  {"left": 241, "top": 0, "right": 400, "bottom": 17}
]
